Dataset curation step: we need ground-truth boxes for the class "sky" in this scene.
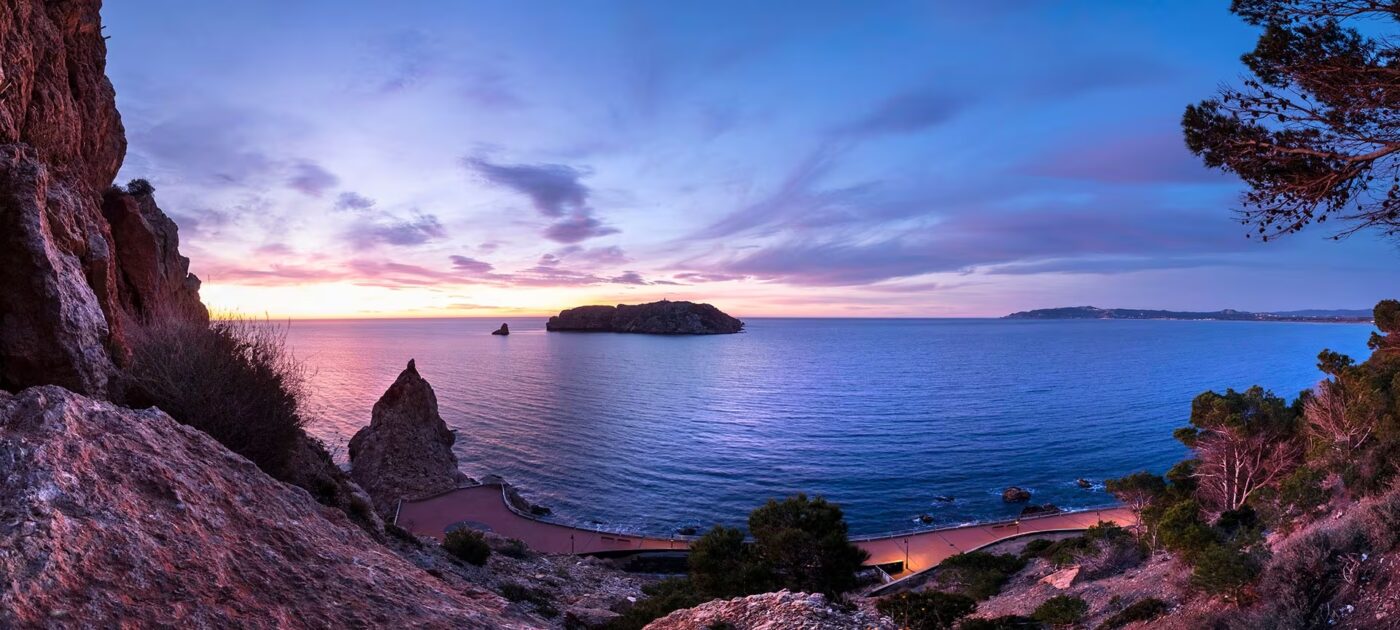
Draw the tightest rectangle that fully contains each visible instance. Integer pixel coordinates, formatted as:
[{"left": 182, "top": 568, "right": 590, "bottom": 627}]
[{"left": 102, "top": 1, "right": 1400, "bottom": 318}]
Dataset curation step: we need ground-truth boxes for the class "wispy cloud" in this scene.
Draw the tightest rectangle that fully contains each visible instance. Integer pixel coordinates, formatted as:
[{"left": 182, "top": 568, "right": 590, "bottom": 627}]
[
  {"left": 344, "top": 210, "right": 448, "bottom": 249},
  {"left": 465, "top": 156, "right": 618, "bottom": 243},
  {"left": 286, "top": 160, "right": 340, "bottom": 197}
]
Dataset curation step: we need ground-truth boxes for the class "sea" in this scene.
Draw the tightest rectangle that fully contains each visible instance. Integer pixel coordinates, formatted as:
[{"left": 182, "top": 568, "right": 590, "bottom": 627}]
[{"left": 287, "top": 317, "right": 1374, "bottom": 536}]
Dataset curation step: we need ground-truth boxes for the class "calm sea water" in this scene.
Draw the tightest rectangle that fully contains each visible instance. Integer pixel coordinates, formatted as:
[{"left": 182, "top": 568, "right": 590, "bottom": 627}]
[{"left": 287, "top": 317, "right": 1373, "bottom": 536}]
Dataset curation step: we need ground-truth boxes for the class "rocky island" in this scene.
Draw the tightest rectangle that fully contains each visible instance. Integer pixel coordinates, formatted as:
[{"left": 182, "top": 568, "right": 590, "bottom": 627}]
[{"left": 546, "top": 300, "right": 744, "bottom": 335}]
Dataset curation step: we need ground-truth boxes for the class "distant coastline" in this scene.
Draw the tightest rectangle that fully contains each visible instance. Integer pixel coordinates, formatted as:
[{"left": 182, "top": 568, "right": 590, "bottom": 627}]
[{"left": 1004, "top": 306, "right": 1374, "bottom": 323}]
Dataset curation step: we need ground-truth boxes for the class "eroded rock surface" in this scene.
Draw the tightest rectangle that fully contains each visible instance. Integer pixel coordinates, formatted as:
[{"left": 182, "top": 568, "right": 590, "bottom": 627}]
[
  {"left": 350, "top": 360, "right": 472, "bottom": 516},
  {"left": 0, "top": 386, "right": 516, "bottom": 628},
  {"left": 546, "top": 300, "right": 744, "bottom": 335},
  {"left": 645, "top": 590, "right": 895, "bottom": 630},
  {"left": 0, "top": 0, "right": 204, "bottom": 396}
]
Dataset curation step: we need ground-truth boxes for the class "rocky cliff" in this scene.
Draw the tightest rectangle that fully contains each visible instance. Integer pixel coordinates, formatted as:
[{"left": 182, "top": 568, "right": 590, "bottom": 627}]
[
  {"left": 546, "top": 300, "right": 744, "bottom": 335},
  {"left": 0, "top": 386, "right": 520, "bottom": 628},
  {"left": 0, "top": 0, "right": 204, "bottom": 397},
  {"left": 350, "top": 360, "right": 472, "bottom": 517},
  {"left": 645, "top": 590, "right": 895, "bottom": 630}
]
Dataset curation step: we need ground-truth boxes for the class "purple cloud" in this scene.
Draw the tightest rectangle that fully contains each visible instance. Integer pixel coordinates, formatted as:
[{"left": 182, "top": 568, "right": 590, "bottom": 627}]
[
  {"left": 334, "top": 191, "right": 376, "bottom": 211},
  {"left": 708, "top": 203, "right": 1248, "bottom": 285},
  {"left": 449, "top": 255, "right": 494, "bottom": 274},
  {"left": 465, "top": 158, "right": 591, "bottom": 218},
  {"left": 286, "top": 160, "right": 339, "bottom": 197},
  {"left": 543, "top": 214, "right": 619, "bottom": 244},
  {"left": 609, "top": 271, "right": 649, "bottom": 285},
  {"left": 466, "top": 156, "right": 618, "bottom": 243},
  {"left": 344, "top": 211, "right": 447, "bottom": 249},
  {"left": 1026, "top": 131, "right": 1226, "bottom": 184},
  {"left": 840, "top": 87, "right": 967, "bottom": 136}
]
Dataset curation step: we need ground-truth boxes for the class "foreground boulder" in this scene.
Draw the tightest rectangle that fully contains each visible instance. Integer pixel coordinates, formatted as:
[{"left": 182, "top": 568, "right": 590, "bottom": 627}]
[
  {"left": 350, "top": 360, "right": 471, "bottom": 516},
  {"left": 646, "top": 590, "right": 895, "bottom": 630},
  {"left": 546, "top": 300, "right": 744, "bottom": 335},
  {"left": 0, "top": 386, "right": 513, "bottom": 628},
  {"left": 0, "top": 0, "right": 204, "bottom": 397}
]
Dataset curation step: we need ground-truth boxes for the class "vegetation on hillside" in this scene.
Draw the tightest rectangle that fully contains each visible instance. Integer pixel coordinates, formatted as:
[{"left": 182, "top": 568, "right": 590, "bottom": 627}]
[
  {"left": 607, "top": 494, "right": 869, "bottom": 629},
  {"left": 124, "top": 316, "right": 309, "bottom": 478},
  {"left": 1098, "top": 299, "right": 1400, "bottom": 619}
]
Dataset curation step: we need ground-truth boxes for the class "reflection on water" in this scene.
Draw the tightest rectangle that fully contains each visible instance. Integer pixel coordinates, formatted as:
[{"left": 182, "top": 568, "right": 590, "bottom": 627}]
[{"left": 288, "top": 317, "right": 1372, "bottom": 535}]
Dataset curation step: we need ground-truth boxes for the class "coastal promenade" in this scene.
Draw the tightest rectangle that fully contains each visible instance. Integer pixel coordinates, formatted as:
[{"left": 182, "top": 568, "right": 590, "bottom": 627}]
[{"left": 395, "top": 483, "right": 1138, "bottom": 579}]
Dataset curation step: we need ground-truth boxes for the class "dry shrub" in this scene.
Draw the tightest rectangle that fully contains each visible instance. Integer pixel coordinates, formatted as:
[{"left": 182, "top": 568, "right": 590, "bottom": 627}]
[
  {"left": 123, "top": 315, "right": 309, "bottom": 477},
  {"left": 1216, "top": 487, "right": 1400, "bottom": 629}
]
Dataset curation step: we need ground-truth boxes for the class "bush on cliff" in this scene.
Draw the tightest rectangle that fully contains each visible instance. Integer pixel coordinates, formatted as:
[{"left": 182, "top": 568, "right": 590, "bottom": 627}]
[
  {"left": 875, "top": 590, "right": 976, "bottom": 630},
  {"left": 747, "top": 494, "right": 870, "bottom": 599},
  {"left": 442, "top": 529, "right": 491, "bottom": 566},
  {"left": 1031, "top": 595, "right": 1088, "bottom": 626},
  {"left": 124, "top": 316, "right": 308, "bottom": 477},
  {"left": 934, "top": 551, "right": 1027, "bottom": 600}
]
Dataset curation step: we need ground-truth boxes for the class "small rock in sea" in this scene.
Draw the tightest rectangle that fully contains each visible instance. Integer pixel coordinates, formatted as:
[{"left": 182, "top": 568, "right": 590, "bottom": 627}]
[
  {"left": 1002, "top": 486, "right": 1032, "bottom": 503},
  {"left": 1076, "top": 478, "right": 1092, "bottom": 489},
  {"left": 529, "top": 504, "right": 551, "bottom": 516},
  {"left": 1020, "top": 503, "right": 1061, "bottom": 517},
  {"left": 491, "top": 323, "right": 509, "bottom": 335},
  {"left": 677, "top": 526, "right": 699, "bottom": 536},
  {"left": 918, "top": 514, "right": 934, "bottom": 524},
  {"left": 932, "top": 495, "right": 955, "bottom": 503}
]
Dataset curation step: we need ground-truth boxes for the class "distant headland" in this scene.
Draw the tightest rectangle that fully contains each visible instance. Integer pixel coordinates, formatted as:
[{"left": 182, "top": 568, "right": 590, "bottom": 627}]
[
  {"left": 546, "top": 300, "right": 744, "bottom": 334},
  {"left": 1004, "top": 306, "right": 1374, "bottom": 323}
]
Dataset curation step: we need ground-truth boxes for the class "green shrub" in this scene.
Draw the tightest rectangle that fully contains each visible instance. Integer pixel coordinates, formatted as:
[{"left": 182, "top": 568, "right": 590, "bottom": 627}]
[
  {"left": 1155, "top": 500, "right": 1217, "bottom": 560},
  {"left": 1189, "top": 544, "right": 1257, "bottom": 599},
  {"left": 747, "top": 494, "right": 869, "bottom": 598},
  {"left": 1032, "top": 595, "right": 1088, "bottom": 626},
  {"left": 442, "top": 529, "right": 491, "bottom": 566},
  {"left": 876, "top": 591, "right": 977, "bottom": 630},
  {"left": 125, "top": 177, "right": 156, "bottom": 196},
  {"left": 1021, "top": 539, "right": 1054, "bottom": 557},
  {"left": 124, "top": 317, "right": 308, "bottom": 478},
  {"left": 689, "top": 525, "right": 769, "bottom": 598},
  {"left": 1096, "top": 597, "right": 1168, "bottom": 629},
  {"left": 956, "top": 615, "right": 1039, "bottom": 629},
  {"left": 937, "top": 552, "right": 1027, "bottom": 600},
  {"left": 1025, "top": 536, "right": 1095, "bottom": 567},
  {"left": 605, "top": 578, "right": 705, "bottom": 630},
  {"left": 495, "top": 538, "right": 530, "bottom": 559},
  {"left": 500, "top": 581, "right": 558, "bottom": 618}
]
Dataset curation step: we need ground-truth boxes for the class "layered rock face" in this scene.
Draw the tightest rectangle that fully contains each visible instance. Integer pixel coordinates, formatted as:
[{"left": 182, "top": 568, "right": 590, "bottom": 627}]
[
  {"left": 0, "top": 386, "right": 513, "bottom": 628},
  {"left": 546, "top": 300, "right": 744, "bottom": 335},
  {"left": 645, "top": 590, "right": 895, "bottom": 630},
  {"left": 0, "top": 0, "right": 204, "bottom": 397},
  {"left": 350, "top": 360, "right": 472, "bottom": 516}
]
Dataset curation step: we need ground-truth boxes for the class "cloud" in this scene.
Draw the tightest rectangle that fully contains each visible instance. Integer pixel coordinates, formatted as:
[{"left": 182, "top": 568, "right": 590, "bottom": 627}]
[
  {"left": 568, "top": 245, "right": 630, "bottom": 266},
  {"left": 707, "top": 203, "right": 1249, "bottom": 286},
  {"left": 673, "top": 272, "right": 747, "bottom": 283},
  {"left": 365, "top": 30, "right": 438, "bottom": 94},
  {"left": 840, "top": 87, "right": 967, "bottom": 136},
  {"left": 130, "top": 107, "right": 279, "bottom": 187},
  {"left": 465, "top": 156, "right": 618, "bottom": 243},
  {"left": 1025, "top": 131, "right": 1225, "bottom": 184},
  {"left": 465, "top": 158, "right": 591, "bottom": 218},
  {"left": 449, "top": 255, "right": 494, "bottom": 274},
  {"left": 334, "top": 191, "right": 377, "bottom": 212},
  {"left": 286, "top": 160, "right": 339, "bottom": 197},
  {"left": 692, "top": 145, "right": 850, "bottom": 239},
  {"left": 609, "top": 271, "right": 650, "bottom": 285},
  {"left": 544, "top": 214, "right": 619, "bottom": 244},
  {"left": 344, "top": 210, "right": 448, "bottom": 249}
]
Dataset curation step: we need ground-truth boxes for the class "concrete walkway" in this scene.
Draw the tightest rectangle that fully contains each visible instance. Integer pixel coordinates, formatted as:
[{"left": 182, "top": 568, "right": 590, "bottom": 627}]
[{"left": 395, "top": 484, "right": 1137, "bottom": 578}]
